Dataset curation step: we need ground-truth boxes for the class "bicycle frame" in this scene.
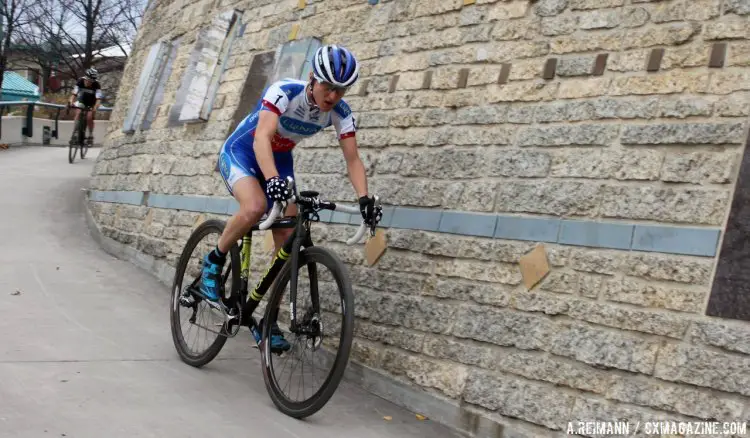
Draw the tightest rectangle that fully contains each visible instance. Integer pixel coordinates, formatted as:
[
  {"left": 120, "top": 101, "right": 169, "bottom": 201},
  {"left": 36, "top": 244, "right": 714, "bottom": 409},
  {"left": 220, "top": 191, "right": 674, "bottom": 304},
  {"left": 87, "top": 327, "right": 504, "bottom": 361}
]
[
  {"left": 237, "top": 215, "right": 304, "bottom": 328},
  {"left": 73, "top": 106, "right": 91, "bottom": 145},
  {"left": 234, "top": 189, "right": 373, "bottom": 334}
]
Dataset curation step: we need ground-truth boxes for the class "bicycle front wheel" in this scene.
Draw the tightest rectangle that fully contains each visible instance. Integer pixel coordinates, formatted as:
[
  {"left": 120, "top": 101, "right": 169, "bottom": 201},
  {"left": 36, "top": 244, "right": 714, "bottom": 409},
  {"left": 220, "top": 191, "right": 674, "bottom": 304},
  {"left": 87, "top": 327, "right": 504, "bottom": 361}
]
[
  {"left": 261, "top": 246, "right": 354, "bottom": 419},
  {"left": 68, "top": 145, "right": 77, "bottom": 163},
  {"left": 78, "top": 118, "right": 88, "bottom": 159}
]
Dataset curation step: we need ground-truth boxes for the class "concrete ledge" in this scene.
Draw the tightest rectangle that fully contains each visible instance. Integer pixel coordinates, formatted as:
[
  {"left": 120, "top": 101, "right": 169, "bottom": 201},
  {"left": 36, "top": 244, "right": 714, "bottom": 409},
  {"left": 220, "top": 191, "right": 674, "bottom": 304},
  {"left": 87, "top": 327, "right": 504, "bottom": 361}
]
[
  {"left": 391, "top": 207, "right": 442, "bottom": 231},
  {"left": 88, "top": 190, "right": 722, "bottom": 257},
  {"left": 632, "top": 224, "right": 721, "bottom": 257},
  {"left": 558, "top": 220, "right": 634, "bottom": 250},
  {"left": 495, "top": 215, "right": 560, "bottom": 243},
  {"left": 440, "top": 211, "right": 497, "bottom": 237},
  {"left": 331, "top": 210, "right": 354, "bottom": 224},
  {"left": 90, "top": 190, "right": 144, "bottom": 205}
]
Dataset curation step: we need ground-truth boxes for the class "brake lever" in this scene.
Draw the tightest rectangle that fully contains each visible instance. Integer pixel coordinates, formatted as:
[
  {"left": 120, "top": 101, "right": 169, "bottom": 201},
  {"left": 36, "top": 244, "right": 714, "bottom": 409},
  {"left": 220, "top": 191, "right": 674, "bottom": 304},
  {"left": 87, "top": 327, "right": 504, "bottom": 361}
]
[{"left": 370, "top": 195, "right": 383, "bottom": 236}]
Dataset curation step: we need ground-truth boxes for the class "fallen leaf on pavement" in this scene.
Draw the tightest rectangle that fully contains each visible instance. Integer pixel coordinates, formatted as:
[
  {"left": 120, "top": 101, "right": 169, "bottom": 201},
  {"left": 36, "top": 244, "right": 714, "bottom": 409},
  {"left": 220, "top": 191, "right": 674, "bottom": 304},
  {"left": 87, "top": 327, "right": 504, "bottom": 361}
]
[
  {"left": 383, "top": 416, "right": 392, "bottom": 421},
  {"left": 416, "top": 414, "right": 427, "bottom": 421}
]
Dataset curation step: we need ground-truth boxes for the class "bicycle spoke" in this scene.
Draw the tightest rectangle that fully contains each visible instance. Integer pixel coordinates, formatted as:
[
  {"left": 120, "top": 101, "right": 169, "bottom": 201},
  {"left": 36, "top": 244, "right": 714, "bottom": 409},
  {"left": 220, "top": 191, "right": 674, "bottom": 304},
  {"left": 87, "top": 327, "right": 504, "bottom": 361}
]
[
  {"left": 171, "top": 219, "right": 236, "bottom": 367},
  {"left": 262, "top": 249, "right": 353, "bottom": 418}
]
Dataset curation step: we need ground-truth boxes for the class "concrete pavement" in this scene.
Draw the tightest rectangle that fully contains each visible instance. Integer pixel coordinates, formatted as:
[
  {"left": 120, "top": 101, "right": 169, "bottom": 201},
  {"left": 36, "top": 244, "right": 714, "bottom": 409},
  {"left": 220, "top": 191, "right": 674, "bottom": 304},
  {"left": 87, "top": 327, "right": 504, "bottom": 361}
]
[{"left": 0, "top": 146, "right": 463, "bottom": 438}]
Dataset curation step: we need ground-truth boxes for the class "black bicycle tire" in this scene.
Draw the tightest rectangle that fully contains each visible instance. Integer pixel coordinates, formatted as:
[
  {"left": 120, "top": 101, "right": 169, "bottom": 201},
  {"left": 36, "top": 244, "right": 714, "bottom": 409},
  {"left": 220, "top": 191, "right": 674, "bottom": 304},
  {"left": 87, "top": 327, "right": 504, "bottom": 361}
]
[
  {"left": 69, "top": 117, "right": 82, "bottom": 164},
  {"left": 79, "top": 114, "right": 88, "bottom": 158},
  {"left": 261, "top": 246, "right": 354, "bottom": 418},
  {"left": 170, "top": 219, "right": 240, "bottom": 367}
]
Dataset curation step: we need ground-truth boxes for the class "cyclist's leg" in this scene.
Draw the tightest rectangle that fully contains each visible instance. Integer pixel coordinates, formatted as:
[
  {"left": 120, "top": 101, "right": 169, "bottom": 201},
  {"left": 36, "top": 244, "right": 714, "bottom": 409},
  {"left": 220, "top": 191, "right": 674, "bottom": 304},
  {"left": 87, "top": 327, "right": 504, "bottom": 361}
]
[
  {"left": 262, "top": 152, "right": 296, "bottom": 351},
  {"left": 213, "top": 141, "right": 291, "bottom": 350},
  {"left": 198, "top": 139, "right": 267, "bottom": 301},
  {"left": 86, "top": 108, "right": 95, "bottom": 143},
  {"left": 69, "top": 107, "right": 82, "bottom": 145},
  {"left": 269, "top": 151, "right": 296, "bottom": 252},
  {"left": 216, "top": 171, "right": 267, "bottom": 255}
]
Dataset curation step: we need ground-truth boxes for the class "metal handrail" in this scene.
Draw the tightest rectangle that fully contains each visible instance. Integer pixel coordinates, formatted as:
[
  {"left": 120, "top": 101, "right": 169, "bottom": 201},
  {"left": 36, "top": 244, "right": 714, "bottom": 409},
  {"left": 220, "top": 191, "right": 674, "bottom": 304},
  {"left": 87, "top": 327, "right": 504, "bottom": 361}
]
[{"left": 0, "top": 100, "right": 113, "bottom": 139}]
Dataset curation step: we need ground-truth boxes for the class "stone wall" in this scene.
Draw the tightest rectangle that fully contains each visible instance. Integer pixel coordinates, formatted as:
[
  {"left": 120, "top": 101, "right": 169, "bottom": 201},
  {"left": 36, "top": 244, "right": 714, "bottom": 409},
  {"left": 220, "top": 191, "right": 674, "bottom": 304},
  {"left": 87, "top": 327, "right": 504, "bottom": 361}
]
[{"left": 86, "top": 0, "right": 750, "bottom": 436}]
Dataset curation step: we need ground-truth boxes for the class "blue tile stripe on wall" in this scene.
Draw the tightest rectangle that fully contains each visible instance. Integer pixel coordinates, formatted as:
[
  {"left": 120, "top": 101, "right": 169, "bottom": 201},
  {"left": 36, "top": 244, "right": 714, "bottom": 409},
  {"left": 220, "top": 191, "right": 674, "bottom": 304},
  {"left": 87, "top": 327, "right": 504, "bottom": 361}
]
[{"left": 88, "top": 190, "right": 722, "bottom": 257}]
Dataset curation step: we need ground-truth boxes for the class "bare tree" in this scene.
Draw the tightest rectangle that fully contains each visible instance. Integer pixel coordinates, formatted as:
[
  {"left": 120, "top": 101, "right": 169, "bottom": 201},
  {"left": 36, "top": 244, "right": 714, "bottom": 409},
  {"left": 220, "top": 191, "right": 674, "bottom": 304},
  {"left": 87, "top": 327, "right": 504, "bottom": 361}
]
[
  {"left": 0, "top": 0, "right": 39, "bottom": 94},
  {"left": 22, "top": 0, "right": 143, "bottom": 88},
  {"left": 12, "top": 0, "right": 70, "bottom": 94}
]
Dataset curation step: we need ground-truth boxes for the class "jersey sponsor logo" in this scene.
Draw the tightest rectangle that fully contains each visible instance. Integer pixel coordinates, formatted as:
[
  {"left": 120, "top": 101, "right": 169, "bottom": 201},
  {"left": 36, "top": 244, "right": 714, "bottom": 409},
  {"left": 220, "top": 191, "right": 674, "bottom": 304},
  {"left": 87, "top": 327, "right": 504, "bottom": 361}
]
[
  {"left": 271, "top": 132, "right": 296, "bottom": 152},
  {"left": 218, "top": 153, "right": 231, "bottom": 179},
  {"left": 279, "top": 116, "right": 322, "bottom": 136}
]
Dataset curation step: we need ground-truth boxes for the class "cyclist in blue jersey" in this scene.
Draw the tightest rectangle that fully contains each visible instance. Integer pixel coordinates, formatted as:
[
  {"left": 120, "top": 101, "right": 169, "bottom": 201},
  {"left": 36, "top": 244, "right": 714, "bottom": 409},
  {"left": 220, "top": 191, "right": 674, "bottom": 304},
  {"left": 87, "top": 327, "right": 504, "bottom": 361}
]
[{"left": 203, "top": 45, "right": 382, "bottom": 351}]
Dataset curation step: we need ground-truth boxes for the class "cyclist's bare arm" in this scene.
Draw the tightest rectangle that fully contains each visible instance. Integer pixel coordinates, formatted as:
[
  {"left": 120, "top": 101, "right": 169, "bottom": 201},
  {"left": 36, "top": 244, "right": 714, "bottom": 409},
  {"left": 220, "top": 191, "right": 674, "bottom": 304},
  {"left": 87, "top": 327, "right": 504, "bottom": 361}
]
[
  {"left": 253, "top": 110, "right": 280, "bottom": 179},
  {"left": 340, "top": 136, "right": 368, "bottom": 198},
  {"left": 94, "top": 89, "right": 102, "bottom": 111}
]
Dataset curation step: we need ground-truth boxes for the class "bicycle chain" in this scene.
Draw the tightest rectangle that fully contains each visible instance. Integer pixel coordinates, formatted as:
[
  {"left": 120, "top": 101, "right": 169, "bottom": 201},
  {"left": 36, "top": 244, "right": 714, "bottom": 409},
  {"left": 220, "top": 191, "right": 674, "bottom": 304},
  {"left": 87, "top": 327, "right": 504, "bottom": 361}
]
[{"left": 181, "top": 286, "right": 243, "bottom": 338}]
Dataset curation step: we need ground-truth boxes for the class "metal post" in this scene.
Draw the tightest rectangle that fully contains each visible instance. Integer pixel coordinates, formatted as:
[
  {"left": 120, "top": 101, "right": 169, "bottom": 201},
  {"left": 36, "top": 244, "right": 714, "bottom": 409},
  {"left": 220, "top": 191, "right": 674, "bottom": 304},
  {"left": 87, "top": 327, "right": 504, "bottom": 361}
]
[
  {"left": 53, "top": 107, "right": 61, "bottom": 138},
  {"left": 22, "top": 103, "right": 33, "bottom": 137}
]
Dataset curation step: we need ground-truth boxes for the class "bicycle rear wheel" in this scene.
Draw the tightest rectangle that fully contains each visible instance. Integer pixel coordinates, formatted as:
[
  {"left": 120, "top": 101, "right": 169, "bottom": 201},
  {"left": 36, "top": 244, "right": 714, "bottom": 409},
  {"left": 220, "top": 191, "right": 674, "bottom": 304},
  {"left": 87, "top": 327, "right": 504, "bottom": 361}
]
[
  {"left": 261, "top": 246, "right": 354, "bottom": 418},
  {"left": 170, "top": 219, "right": 240, "bottom": 367}
]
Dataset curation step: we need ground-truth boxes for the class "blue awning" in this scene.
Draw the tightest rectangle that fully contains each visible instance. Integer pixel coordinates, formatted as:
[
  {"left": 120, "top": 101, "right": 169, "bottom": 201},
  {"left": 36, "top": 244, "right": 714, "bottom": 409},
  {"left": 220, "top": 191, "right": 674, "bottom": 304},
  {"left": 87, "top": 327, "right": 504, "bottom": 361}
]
[{"left": 1, "top": 71, "right": 40, "bottom": 101}]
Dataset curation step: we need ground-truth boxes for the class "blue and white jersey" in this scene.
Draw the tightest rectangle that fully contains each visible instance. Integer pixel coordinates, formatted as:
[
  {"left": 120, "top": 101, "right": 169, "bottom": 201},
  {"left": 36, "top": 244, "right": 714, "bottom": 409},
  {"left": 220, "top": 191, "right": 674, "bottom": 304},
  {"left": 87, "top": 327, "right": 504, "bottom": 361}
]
[{"left": 232, "top": 78, "right": 356, "bottom": 153}]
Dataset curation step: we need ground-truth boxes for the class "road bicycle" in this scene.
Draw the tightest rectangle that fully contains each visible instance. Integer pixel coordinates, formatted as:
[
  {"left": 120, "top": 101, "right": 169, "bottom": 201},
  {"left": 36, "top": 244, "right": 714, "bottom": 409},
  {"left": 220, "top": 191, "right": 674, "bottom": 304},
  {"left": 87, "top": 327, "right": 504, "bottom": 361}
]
[
  {"left": 170, "top": 177, "right": 381, "bottom": 418},
  {"left": 68, "top": 103, "right": 92, "bottom": 164}
]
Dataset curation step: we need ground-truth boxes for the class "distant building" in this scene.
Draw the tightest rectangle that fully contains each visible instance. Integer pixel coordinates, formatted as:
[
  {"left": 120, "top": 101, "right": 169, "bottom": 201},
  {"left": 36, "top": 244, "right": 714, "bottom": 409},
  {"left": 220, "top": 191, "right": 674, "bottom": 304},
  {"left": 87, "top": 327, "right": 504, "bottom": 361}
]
[{"left": 6, "top": 42, "right": 130, "bottom": 105}]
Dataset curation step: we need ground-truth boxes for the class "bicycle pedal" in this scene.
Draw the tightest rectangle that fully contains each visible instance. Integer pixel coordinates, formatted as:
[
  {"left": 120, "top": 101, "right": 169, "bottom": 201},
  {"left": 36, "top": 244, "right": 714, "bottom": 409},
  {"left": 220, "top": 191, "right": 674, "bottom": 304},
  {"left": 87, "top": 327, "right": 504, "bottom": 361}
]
[
  {"left": 205, "top": 299, "right": 224, "bottom": 312},
  {"left": 179, "top": 294, "right": 196, "bottom": 306}
]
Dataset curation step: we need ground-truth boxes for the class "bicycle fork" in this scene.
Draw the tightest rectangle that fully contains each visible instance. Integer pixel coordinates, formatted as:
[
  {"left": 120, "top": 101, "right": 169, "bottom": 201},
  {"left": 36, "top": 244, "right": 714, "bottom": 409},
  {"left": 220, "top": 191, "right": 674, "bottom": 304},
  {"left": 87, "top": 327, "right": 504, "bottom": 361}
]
[{"left": 289, "top": 227, "right": 320, "bottom": 339}]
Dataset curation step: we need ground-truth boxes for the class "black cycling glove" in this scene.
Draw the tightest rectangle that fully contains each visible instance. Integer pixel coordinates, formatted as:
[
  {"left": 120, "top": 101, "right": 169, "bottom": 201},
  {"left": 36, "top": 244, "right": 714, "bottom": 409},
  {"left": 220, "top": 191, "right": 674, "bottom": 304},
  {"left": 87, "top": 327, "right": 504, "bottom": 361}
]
[
  {"left": 359, "top": 195, "right": 382, "bottom": 226},
  {"left": 266, "top": 176, "right": 292, "bottom": 202}
]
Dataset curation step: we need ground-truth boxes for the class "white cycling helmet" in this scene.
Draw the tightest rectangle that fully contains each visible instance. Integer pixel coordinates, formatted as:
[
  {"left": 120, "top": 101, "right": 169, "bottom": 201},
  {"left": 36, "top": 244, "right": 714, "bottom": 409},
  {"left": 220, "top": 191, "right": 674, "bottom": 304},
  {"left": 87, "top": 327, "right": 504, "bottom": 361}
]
[
  {"left": 85, "top": 68, "right": 98, "bottom": 80},
  {"left": 311, "top": 44, "right": 359, "bottom": 88}
]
